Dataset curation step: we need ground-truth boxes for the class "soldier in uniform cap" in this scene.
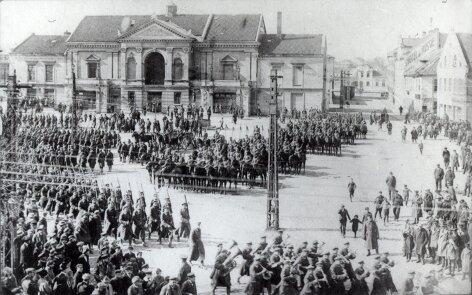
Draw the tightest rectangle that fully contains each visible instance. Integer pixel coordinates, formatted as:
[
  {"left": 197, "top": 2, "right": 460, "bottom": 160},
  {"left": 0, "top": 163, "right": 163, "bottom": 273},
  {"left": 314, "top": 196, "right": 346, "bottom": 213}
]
[
  {"left": 178, "top": 254, "right": 192, "bottom": 286},
  {"left": 181, "top": 272, "right": 197, "bottom": 295},
  {"left": 128, "top": 276, "right": 143, "bottom": 295},
  {"left": 402, "top": 271, "right": 416, "bottom": 295},
  {"left": 76, "top": 273, "right": 94, "bottom": 295},
  {"left": 177, "top": 201, "right": 191, "bottom": 241},
  {"left": 160, "top": 276, "right": 181, "bottom": 295}
]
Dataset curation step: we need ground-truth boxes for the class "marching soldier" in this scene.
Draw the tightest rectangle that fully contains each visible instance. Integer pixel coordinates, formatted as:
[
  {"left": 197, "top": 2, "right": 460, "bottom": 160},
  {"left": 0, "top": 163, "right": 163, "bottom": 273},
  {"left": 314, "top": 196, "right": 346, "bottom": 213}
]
[{"left": 132, "top": 206, "right": 148, "bottom": 246}]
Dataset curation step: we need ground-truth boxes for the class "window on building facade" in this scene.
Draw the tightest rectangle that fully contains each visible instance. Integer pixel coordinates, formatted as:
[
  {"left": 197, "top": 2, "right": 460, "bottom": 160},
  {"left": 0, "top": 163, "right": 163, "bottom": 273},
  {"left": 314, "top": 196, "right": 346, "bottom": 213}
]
[
  {"left": 444, "top": 56, "right": 447, "bottom": 67},
  {"left": 360, "top": 71, "right": 364, "bottom": 78},
  {"left": 127, "top": 57, "right": 136, "bottom": 80},
  {"left": 366, "top": 81, "right": 370, "bottom": 86},
  {"left": 293, "top": 65, "right": 303, "bottom": 86},
  {"left": 222, "top": 63, "right": 234, "bottom": 80},
  {"left": 453, "top": 55, "right": 457, "bottom": 67},
  {"left": 27, "top": 64, "right": 36, "bottom": 82},
  {"left": 271, "top": 65, "right": 283, "bottom": 88},
  {"left": 173, "top": 58, "right": 183, "bottom": 80},
  {"left": 26, "top": 88, "right": 37, "bottom": 99},
  {"left": 375, "top": 81, "right": 379, "bottom": 87},
  {"left": 128, "top": 91, "right": 135, "bottom": 105},
  {"left": 174, "top": 92, "right": 181, "bottom": 105},
  {"left": 45, "top": 64, "right": 54, "bottom": 83},
  {"left": 44, "top": 89, "right": 55, "bottom": 103},
  {"left": 366, "top": 72, "right": 370, "bottom": 78},
  {"left": 433, "top": 79, "right": 438, "bottom": 92},
  {"left": 87, "top": 62, "right": 98, "bottom": 79}
]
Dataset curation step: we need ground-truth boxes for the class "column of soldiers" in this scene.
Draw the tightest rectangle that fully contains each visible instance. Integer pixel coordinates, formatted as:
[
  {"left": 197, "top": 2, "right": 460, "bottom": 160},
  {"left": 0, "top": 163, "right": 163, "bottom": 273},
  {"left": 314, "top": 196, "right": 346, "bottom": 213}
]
[
  {"left": 0, "top": 172, "right": 202, "bottom": 295},
  {"left": 206, "top": 230, "right": 405, "bottom": 295}
]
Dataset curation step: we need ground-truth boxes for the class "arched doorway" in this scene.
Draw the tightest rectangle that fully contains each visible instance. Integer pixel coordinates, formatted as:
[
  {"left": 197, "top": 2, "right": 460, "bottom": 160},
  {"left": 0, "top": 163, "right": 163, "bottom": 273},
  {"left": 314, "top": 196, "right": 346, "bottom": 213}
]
[{"left": 145, "top": 52, "right": 165, "bottom": 85}]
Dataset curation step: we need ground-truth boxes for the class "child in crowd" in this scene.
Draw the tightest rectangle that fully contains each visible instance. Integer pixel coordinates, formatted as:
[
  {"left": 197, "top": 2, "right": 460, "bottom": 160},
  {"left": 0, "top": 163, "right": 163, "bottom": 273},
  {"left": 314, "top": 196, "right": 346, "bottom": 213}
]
[
  {"left": 350, "top": 214, "right": 362, "bottom": 238},
  {"left": 382, "top": 199, "right": 391, "bottom": 225}
]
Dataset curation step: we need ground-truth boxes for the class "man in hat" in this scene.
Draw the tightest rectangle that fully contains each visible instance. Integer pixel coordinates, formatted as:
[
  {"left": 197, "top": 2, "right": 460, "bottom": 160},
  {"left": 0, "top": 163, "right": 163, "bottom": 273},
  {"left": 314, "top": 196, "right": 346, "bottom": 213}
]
[
  {"left": 188, "top": 222, "right": 205, "bottom": 266},
  {"left": 347, "top": 178, "right": 357, "bottom": 202},
  {"left": 416, "top": 223, "right": 429, "bottom": 264},
  {"left": 330, "top": 256, "right": 349, "bottom": 294},
  {"left": 363, "top": 215, "right": 380, "bottom": 256},
  {"left": 352, "top": 260, "right": 369, "bottom": 294},
  {"left": 385, "top": 172, "right": 396, "bottom": 200},
  {"left": 374, "top": 192, "right": 385, "bottom": 219},
  {"left": 76, "top": 273, "right": 94, "bottom": 295},
  {"left": 160, "top": 276, "right": 181, "bottom": 295},
  {"left": 177, "top": 254, "right": 192, "bottom": 286},
  {"left": 392, "top": 191, "right": 404, "bottom": 221},
  {"left": 402, "top": 271, "right": 416, "bottom": 295},
  {"left": 178, "top": 201, "right": 191, "bottom": 241},
  {"left": 72, "top": 264, "right": 84, "bottom": 291},
  {"left": 128, "top": 276, "right": 144, "bottom": 295},
  {"left": 132, "top": 205, "right": 148, "bottom": 246},
  {"left": 340, "top": 242, "right": 350, "bottom": 257},
  {"left": 77, "top": 245, "right": 91, "bottom": 274},
  {"left": 181, "top": 272, "right": 197, "bottom": 295},
  {"left": 238, "top": 242, "right": 254, "bottom": 283},
  {"left": 338, "top": 205, "right": 351, "bottom": 238},
  {"left": 434, "top": 164, "right": 445, "bottom": 191},
  {"left": 160, "top": 207, "right": 175, "bottom": 247}
]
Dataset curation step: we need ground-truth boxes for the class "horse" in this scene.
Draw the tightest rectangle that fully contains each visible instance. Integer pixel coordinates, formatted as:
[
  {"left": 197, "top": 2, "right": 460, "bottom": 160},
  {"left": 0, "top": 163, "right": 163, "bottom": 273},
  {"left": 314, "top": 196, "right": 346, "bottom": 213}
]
[{"left": 288, "top": 153, "right": 302, "bottom": 174}]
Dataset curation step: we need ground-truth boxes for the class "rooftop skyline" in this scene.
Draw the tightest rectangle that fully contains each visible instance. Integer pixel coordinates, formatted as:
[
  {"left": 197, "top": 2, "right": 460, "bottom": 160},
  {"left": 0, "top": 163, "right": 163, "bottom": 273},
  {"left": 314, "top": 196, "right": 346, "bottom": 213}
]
[{"left": 1, "top": 0, "right": 471, "bottom": 60}]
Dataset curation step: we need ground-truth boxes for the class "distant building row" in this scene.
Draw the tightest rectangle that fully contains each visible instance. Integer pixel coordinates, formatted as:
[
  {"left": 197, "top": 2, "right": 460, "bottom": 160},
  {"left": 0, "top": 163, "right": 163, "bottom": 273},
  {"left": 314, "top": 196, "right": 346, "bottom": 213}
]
[
  {"left": 0, "top": 6, "right": 331, "bottom": 115},
  {"left": 387, "top": 29, "right": 472, "bottom": 121}
]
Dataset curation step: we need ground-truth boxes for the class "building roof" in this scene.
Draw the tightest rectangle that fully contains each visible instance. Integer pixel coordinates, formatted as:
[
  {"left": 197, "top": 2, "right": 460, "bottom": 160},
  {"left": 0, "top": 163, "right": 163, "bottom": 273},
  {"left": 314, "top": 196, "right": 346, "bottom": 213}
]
[
  {"left": 12, "top": 34, "right": 68, "bottom": 55},
  {"left": 205, "top": 14, "right": 261, "bottom": 41},
  {"left": 68, "top": 14, "right": 208, "bottom": 42},
  {"left": 457, "top": 33, "right": 472, "bottom": 68},
  {"left": 404, "top": 50, "right": 441, "bottom": 77},
  {"left": 68, "top": 14, "right": 261, "bottom": 43},
  {"left": 402, "top": 37, "right": 421, "bottom": 48},
  {"left": 372, "top": 70, "right": 384, "bottom": 77},
  {"left": 259, "top": 34, "right": 323, "bottom": 56}
]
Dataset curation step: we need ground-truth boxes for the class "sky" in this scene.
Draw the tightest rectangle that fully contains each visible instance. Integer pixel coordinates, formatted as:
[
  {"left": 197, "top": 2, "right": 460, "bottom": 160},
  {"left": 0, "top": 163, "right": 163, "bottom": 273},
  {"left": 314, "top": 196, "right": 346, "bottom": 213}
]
[{"left": 1, "top": 0, "right": 471, "bottom": 60}]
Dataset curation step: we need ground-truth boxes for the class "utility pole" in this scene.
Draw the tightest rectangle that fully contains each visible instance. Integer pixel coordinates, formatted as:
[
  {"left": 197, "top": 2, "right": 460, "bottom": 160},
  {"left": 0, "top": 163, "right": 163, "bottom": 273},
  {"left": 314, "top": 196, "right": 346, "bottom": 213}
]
[
  {"left": 267, "top": 69, "right": 282, "bottom": 230},
  {"left": 340, "top": 70, "right": 344, "bottom": 109}
]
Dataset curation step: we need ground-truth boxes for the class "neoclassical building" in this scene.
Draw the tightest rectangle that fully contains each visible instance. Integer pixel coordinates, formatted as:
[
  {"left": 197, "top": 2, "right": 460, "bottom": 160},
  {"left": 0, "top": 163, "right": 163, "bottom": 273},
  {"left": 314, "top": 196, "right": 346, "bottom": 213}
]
[{"left": 10, "top": 4, "right": 329, "bottom": 115}]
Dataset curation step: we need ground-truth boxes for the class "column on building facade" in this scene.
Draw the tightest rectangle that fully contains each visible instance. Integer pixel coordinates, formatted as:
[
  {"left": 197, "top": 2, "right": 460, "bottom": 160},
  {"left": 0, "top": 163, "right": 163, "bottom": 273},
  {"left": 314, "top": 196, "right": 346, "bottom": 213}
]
[
  {"left": 119, "top": 47, "right": 128, "bottom": 112},
  {"left": 182, "top": 47, "right": 190, "bottom": 82},
  {"left": 136, "top": 47, "right": 143, "bottom": 81},
  {"left": 165, "top": 47, "right": 173, "bottom": 85}
]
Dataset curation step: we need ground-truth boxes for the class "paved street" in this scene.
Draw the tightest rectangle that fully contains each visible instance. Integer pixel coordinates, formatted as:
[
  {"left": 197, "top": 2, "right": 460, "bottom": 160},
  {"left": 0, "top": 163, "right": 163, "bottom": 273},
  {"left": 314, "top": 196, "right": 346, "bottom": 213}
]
[{"left": 70, "top": 96, "right": 471, "bottom": 294}]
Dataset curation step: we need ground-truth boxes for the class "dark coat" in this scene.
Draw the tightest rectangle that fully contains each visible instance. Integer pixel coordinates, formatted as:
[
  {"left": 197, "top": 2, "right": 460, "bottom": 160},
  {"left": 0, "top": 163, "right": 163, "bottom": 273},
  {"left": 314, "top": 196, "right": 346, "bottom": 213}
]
[
  {"left": 415, "top": 227, "right": 429, "bottom": 256},
  {"left": 364, "top": 220, "right": 379, "bottom": 250}
]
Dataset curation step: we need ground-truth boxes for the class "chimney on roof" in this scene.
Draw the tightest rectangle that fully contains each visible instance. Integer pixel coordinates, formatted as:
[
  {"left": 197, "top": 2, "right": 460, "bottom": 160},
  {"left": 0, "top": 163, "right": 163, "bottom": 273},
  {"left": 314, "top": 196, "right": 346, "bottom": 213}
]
[
  {"left": 167, "top": 3, "right": 177, "bottom": 17},
  {"left": 277, "top": 12, "right": 282, "bottom": 36},
  {"left": 131, "top": 19, "right": 136, "bottom": 27}
]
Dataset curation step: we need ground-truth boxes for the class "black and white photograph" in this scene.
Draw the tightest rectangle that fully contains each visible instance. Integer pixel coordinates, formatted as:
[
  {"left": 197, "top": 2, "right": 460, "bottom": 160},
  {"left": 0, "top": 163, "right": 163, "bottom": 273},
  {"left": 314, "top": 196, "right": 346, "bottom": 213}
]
[{"left": 0, "top": 0, "right": 472, "bottom": 294}]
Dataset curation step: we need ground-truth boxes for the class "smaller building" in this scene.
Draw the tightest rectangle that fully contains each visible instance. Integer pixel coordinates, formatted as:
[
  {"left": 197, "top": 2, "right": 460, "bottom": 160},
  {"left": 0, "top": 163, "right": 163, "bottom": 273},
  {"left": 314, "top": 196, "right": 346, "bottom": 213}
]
[
  {"left": 9, "top": 33, "right": 69, "bottom": 107},
  {"left": 257, "top": 33, "right": 328, "bottom": 113},
  {"left": 355, "top": 64, "right": 387, "bottom": 97},
  {"left": 437, "top": 32, "right": 472, "bottom": 121}
]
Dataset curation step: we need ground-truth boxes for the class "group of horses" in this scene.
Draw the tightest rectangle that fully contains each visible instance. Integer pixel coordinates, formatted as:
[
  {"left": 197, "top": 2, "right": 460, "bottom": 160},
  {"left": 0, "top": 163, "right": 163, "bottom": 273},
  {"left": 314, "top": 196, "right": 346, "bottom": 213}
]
[{"left": 127, "top": 120, "right": 368, "bottom": 194}]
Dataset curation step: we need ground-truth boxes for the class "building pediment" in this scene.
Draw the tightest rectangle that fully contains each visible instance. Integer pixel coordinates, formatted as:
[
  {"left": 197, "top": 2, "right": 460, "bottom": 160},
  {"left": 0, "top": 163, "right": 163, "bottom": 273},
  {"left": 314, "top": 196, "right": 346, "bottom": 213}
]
[{"left": 119, "top": 20, "right": 195, "bottom": 42}]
